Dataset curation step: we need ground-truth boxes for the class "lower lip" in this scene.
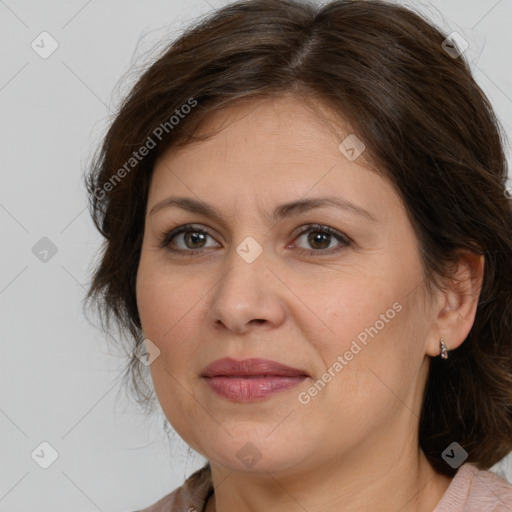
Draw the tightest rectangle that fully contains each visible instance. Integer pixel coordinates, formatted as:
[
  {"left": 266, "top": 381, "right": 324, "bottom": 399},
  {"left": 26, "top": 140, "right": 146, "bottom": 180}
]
[{"left": 203, "top": 376, "right": 307, "bottom": 402}]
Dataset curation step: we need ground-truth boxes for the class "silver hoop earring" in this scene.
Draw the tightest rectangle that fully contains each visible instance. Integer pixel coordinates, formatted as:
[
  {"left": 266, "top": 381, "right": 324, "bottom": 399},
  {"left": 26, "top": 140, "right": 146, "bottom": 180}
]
[{"left": 440, "top": 338, "right": 448, "bottom": 359}]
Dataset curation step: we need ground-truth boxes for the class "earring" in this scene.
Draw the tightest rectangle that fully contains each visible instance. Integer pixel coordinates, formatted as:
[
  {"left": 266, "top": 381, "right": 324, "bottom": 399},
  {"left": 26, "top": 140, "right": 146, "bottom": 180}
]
[{"left": 440, "top": 338, "right": 448, "bottom": 359}]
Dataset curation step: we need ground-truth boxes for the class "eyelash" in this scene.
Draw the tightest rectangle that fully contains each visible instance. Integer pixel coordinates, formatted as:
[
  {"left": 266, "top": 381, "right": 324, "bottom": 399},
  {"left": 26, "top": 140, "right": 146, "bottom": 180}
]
[{"left": 159, "top": 223, "right": 351, "bottom": 257}]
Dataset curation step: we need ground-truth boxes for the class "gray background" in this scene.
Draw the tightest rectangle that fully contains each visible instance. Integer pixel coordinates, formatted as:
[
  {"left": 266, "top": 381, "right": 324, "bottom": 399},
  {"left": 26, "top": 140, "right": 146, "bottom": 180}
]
[{"left": 1, "top": 0, "right": 511, "bottom": 511}]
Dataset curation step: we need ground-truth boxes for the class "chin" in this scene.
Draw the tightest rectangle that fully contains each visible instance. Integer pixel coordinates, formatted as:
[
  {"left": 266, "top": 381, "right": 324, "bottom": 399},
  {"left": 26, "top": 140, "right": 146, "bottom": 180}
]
[{"left": 198, "top": 430, "right": 314, "bottom": 475}]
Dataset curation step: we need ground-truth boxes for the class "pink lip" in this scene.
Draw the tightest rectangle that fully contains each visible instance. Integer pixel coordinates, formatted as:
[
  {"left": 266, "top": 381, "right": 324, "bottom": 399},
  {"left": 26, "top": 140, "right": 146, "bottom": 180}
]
[{"left": 201, "top": 358, "right": 309, "bottom": 403}]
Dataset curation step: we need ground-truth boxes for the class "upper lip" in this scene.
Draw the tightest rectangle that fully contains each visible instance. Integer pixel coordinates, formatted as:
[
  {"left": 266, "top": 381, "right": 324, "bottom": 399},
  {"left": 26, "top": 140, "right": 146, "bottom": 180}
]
[{"left": 201, "top": 357, "right": 309, "bottom": 378}]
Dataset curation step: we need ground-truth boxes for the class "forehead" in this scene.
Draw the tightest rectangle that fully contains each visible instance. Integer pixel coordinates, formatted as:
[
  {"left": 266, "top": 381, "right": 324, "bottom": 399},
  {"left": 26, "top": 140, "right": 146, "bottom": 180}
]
[
  {"left": 148, "top": 95, "right": 401, "bottom": 221},
  {"left": 160, "top": 95, "right": 355, "bottom": 165}
]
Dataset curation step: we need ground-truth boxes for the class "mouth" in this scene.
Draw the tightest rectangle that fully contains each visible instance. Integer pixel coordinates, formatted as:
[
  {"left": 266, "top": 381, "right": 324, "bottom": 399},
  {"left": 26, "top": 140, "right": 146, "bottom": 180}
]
[
  {"left": 201, "top": 357, "right": 309, "bottom": 378},
  {"left": 201, "top": 357, "right": 309, "bottom": 403}
]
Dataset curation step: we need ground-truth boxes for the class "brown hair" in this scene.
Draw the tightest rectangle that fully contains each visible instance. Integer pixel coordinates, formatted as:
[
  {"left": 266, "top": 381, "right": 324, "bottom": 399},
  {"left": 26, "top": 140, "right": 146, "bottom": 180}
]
[{"left": 83, "top": 0, "right": 512, "bottom": 477}]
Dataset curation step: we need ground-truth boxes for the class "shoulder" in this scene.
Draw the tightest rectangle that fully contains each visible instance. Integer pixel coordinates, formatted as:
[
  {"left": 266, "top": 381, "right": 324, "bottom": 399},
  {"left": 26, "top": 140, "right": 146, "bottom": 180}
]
[
  {"left": 435, "top": 462, "right": 512, "bottom": 512},
  {"left": 133, "top": 463, "right": 213, "bottom": 512},
  {"left": 133, "top": 492, "right": 176, "bottom": 512}
]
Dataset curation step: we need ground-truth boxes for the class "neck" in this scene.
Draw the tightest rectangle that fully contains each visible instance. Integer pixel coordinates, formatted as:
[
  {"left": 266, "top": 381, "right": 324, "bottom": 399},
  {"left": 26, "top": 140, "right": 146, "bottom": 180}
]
[{"left": 206, "top": 444, "right": 452, "bottom": 512}]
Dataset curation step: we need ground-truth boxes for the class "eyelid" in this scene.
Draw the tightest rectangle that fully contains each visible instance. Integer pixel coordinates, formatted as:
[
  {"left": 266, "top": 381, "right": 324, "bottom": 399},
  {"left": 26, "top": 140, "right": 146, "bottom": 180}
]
[
  {"left": 159, "top": 224, "right": 220, "bottom": 250},
  {"left": 160, "top": 223, "right": 352, "bottom": 255},
  {"left": 290, "top": 224, "right": 352, "bottom": 254},
  {"left": 293, "top": 223, "right": 351, "bottom": 243}
]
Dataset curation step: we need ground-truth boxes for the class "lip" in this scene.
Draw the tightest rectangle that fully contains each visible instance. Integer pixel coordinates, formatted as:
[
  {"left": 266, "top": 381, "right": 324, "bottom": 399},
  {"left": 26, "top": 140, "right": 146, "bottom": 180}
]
[
  {"left": 201, "top": 357, "right": 309, "bottom": 403},
  {"left": 201, "top": 357, "right": 309, "bottom": 378}
]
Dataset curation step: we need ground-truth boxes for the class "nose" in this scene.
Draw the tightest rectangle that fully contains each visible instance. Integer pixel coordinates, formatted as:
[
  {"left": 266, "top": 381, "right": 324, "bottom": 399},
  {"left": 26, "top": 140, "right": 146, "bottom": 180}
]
[{"left": 207, "top": 245, "right": 286, "bottom": 335}]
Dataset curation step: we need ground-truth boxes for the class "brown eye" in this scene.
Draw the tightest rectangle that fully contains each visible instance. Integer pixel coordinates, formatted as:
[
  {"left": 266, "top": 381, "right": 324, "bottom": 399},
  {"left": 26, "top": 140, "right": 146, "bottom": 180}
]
[
  {"left": 307, "top": 231, "right": 332, "bottom": 250},
  {"left": 161, "top": 224, "right": 220, "bottom": 253},
  {"left": 292, "top": 224, "right": 351, "bottom": 255},
  {"left": 161, "top": 223, "right": 351, "bottom": 256},
  {"left": 182, "top": 230, "right": 208, "bottom": 249}
]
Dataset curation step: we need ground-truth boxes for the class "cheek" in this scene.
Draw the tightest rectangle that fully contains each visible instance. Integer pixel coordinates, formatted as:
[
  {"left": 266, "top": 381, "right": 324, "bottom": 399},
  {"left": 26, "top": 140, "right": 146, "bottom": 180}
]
[
  {"left": 136, "top": 268, "right": 203, "bottom": 430},
  {"left": 137, "top": 257, "right": 195, "bottom": 338},
  {"left": 136, "top": 262, "right": 211, "bottom": 385},
  {"left": 303, "top": 279, "right": 401, "bottom": 353},
  {"left": 308, "top": 267, "right": 426, "bottom": 390}
]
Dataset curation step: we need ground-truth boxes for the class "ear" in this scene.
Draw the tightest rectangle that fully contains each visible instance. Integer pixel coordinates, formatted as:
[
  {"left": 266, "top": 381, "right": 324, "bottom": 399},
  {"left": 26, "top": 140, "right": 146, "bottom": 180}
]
[{"left": 425, "top": 250, "right": 485, "bottom": 357}]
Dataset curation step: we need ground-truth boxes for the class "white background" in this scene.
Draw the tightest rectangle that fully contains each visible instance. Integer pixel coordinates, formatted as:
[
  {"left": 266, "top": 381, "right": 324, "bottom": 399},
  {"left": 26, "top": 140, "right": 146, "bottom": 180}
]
[{"left": 1, "top": 1, "right": 511, "bottom": 511}]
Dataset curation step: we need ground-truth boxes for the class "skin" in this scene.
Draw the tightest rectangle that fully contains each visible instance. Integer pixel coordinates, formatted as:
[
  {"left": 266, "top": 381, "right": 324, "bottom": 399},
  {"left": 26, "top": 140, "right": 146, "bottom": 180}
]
[{"left": 136, "top": 95, "right": 484, "bottom": 512}]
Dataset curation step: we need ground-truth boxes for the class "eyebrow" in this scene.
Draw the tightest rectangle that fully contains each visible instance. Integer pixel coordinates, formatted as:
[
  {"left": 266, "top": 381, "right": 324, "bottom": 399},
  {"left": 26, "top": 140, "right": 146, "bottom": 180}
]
[{"left": 149, "top": 196, "right": 377, "bottom": 222}]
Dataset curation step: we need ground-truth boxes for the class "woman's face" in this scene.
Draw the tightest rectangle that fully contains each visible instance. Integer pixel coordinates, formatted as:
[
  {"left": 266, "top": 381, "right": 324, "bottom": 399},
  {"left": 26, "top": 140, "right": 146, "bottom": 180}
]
[{"left": 136, "top": 95, "right": 439, "bottom": 474}]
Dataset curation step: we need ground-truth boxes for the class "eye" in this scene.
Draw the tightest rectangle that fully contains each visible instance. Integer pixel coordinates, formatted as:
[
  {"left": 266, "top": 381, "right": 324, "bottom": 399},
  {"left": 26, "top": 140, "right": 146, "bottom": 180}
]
[
  {"left": 160, "top": 223, "right": 351, "bottom": 256},
  {"left": 160, "top": 224, "right": 220, "bottom": 253},
  {"left": 289, "top": 224, "right": 351, "bottom": 255}
]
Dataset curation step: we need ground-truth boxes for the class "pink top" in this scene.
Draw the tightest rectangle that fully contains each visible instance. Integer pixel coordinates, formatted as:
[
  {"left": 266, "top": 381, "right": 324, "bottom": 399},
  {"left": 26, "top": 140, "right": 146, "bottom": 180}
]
[{"left": 136, "top": 462, "right": 512, "bottom": 511}]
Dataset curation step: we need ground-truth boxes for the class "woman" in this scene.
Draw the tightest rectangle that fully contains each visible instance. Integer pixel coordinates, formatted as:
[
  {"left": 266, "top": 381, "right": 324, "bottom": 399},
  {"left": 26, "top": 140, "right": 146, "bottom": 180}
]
[{"left": 83, "top": 0, "right": 512, "bottom": 510}]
